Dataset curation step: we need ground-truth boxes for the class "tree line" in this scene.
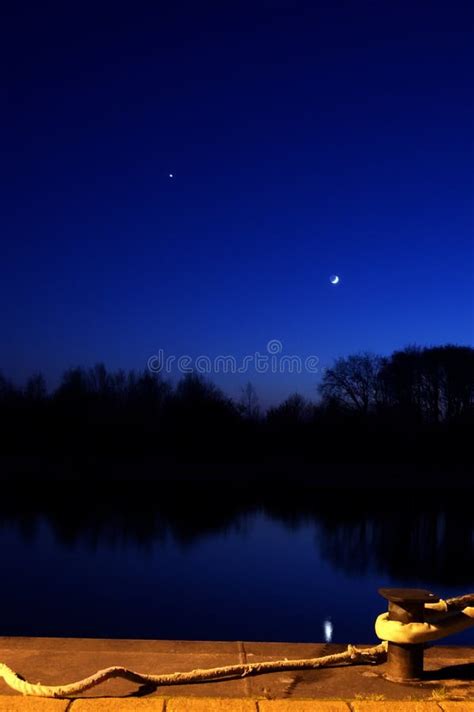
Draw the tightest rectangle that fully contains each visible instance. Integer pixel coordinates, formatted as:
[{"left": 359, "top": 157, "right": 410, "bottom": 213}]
[{"left": 0, "top": 344, "right": 472, "bottom": 467}]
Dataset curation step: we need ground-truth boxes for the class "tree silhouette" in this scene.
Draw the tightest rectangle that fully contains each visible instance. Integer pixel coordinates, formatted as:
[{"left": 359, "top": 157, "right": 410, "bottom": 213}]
[
  {"left": 318, "top": 353, "right": 384, "bottom": 414},
  {"left": 267, "top": 393, "right": 312, "bottom": 427},
  {"left": 24, "top": 373, "right": 47, "bottom": 403},
  {"left": 238, "top": 382, "right": 260, "bottom": 421},
  {"left": 0, "top": 342, "right": 472, "bottom": 470},
  {"left": 380, "top": 345, "right": 474, "bottom": 423}
]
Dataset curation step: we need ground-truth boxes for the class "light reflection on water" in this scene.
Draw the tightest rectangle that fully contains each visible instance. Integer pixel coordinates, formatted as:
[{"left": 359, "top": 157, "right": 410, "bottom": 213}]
[{"left": 323, "top": 619, "right": 333, "bottom": 642}]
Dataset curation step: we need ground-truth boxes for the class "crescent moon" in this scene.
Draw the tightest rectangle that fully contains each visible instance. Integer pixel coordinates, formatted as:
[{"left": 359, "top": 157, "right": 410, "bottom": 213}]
[{"left": 330, "top": 275, "right": 340, "bottom": 285}]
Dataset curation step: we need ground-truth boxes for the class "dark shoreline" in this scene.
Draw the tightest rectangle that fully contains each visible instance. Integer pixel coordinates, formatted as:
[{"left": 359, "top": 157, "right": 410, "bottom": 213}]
[{"left": 0, "top": 455, "right": 472, "bottom": 488}]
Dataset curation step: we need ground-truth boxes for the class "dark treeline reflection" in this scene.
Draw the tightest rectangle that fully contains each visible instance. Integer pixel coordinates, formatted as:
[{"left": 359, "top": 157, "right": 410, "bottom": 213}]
[
  {"left": 0, "top": 344, "right": 473, "bottom": 466},
  {"left": 1, "top": 487, "right": 472, "bottom": 587}
]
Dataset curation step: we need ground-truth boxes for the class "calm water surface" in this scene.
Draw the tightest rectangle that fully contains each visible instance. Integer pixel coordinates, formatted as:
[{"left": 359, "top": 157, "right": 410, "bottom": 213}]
[{"left": 1, "top": 492, "right": 473, "bottom": 645}]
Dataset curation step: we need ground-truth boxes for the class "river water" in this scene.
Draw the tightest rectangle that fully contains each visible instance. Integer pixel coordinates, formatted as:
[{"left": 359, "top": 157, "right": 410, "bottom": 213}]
[{"left": 1, "top": 489, "right": 473, "bottom": 645}]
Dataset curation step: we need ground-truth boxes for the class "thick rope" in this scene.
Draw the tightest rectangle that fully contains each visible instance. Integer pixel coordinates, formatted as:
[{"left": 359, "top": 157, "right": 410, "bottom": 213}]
[
  {"left": 375, "top": 596, "right": 474, "bottom": 645},
  {"left": 439, "top": 594, "right": 474, "bottom": 612},
  {"left": 0, "top": 643, "right": 387, "bottom": 698}
]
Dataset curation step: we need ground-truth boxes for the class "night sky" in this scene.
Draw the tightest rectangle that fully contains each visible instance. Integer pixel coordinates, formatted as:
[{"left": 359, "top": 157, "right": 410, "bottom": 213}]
[{"left": 2, "top": 1, "right": 473, "bottom": 405}]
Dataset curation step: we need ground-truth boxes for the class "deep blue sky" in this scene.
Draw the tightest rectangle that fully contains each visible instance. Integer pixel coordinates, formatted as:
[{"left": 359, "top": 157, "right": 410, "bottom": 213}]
[{"left": 2, "top": 0, "right": 473, "bottom": 405}]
